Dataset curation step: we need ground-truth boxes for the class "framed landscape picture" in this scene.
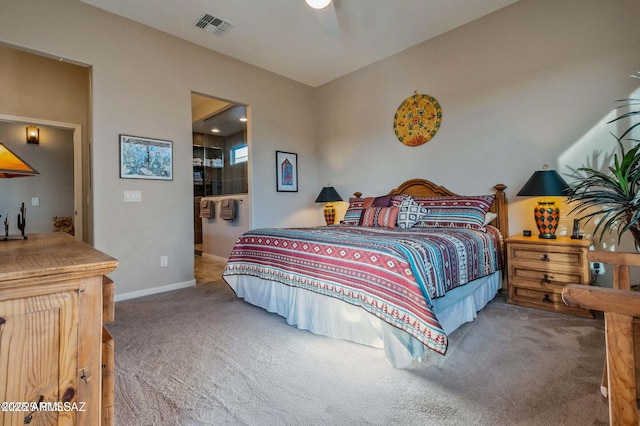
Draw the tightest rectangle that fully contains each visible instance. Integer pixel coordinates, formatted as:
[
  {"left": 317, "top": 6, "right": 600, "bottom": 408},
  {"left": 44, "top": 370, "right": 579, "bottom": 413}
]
[
  {"left": 276, "top": 151, "right": 298, "bottom": 192},
  {"left": 120, "top": 134, "right": 173, "bottom": 180}
]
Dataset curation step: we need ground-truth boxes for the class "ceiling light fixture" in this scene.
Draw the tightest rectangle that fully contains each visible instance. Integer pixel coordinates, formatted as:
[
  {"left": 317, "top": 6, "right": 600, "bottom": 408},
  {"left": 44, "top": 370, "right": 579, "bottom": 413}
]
[
  {"left": 305, "top": 0, "right": 332, "bottom": 10},
  {"left": 239, "top": 116, "right": 248, "bottom": 122},
  {"left": 211, "top": 128, "right": 220, "bottom": 133}
]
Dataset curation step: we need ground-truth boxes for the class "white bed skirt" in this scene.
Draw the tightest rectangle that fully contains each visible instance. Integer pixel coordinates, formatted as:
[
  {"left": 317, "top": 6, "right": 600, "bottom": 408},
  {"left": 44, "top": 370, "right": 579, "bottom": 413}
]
[{"left": 224, "top": 271, "right": 501, "bottom": 368}]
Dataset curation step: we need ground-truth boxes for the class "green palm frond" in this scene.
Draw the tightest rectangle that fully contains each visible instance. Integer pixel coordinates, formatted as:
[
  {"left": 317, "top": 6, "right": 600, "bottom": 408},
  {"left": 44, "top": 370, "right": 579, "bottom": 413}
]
[{"left": 567, "top": 138, "right": 640, "bottom": 243}]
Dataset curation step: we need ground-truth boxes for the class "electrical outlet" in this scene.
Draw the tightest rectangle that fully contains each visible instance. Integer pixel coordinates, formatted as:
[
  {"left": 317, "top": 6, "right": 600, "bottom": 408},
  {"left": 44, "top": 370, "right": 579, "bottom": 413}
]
[
  {"left": 590, "top": 261, "right": 605, "bottom": 275},
  {"left": 160, "top": 256, "right": 168, "bottom": 267}
]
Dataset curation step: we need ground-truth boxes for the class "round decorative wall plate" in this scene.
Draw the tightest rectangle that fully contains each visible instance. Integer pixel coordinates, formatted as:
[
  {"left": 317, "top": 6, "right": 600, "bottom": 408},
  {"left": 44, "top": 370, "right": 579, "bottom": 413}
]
[{"left": 393, "top": 94, "right": 442, "bottom": 146}]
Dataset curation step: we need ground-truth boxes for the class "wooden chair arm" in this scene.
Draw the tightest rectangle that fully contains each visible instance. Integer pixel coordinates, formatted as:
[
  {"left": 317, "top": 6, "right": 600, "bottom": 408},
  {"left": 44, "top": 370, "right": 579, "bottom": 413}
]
[
  {"left": 588, "top": 251, "right": 640, "bottom": 267},
  {"left": 563, "top": 283, "right": 640, "bottom": 425},
  {"left": 562, "top": 284, "right": 640, "bottom": 317}
]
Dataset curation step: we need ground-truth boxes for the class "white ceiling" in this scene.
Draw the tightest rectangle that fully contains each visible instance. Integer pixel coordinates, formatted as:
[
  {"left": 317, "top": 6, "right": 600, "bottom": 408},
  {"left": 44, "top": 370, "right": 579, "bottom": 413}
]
[{"left": 80, "top": 0, "right": 520, "bottom": 87}]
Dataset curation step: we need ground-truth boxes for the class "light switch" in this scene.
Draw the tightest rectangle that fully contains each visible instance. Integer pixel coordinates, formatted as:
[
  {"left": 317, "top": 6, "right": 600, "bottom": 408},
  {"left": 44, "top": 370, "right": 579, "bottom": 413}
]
[
  {"left": 124, "top": 190, "right": 142, "bottom": 202},
  {"left": 31, "top": 197, "right": 40, "bottom": 206}
]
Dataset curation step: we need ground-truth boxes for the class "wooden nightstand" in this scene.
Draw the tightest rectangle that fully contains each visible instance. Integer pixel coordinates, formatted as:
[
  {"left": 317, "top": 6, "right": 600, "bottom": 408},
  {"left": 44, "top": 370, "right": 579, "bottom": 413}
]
[{"left": 506, "top": 235, "right": 593, "bottom": 318}]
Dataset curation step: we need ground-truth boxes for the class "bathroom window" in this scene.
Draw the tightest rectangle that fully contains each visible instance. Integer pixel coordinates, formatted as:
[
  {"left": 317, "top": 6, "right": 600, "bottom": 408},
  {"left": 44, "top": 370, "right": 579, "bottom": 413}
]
[{"left": 231, "top": 145, "right": 248, "bottom": 165}]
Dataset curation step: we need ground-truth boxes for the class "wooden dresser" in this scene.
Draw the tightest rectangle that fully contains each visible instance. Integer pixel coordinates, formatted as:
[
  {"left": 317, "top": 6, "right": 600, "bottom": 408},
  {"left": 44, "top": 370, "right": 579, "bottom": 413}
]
[
  {"left": 0, "top": 233, "right": 117, "bottom": 425},
  {"left": 506, "top": 235, "right": 592, "bottom": 318}
]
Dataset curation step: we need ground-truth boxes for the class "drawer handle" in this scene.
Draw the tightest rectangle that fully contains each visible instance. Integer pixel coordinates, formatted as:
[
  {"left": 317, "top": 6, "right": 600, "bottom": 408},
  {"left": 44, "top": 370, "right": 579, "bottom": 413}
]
[
  {"left": 541, "top": 254, "right": 550, "bottom": 262},
  {"left": 0, "top": 317, "right": 5, "bottom": 325},
  {"left": 541, "top": 274, "right": 552, "bottom": 284},
  {"left": 542, "top": 294, "right": 552, "bottom": 303}
]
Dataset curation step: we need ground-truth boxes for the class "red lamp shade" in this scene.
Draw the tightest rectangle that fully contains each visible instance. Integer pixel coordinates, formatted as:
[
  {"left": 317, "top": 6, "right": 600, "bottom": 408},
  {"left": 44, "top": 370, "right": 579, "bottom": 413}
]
[{"left": 517, "top": 169, "right": 570, "bottom": 239}]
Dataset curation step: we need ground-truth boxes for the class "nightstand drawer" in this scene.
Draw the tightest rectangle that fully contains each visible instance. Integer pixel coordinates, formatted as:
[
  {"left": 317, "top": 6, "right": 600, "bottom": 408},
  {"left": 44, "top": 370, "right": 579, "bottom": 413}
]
[
  {"left": 510, "top": 285, "right": 593, "bottom": 317},
  {"left": 511, "top": 286, "right": 563, "bottom": 304},
  {"left": 509, "top": 245, "right": 586, "bottom": 268},
  {"left": 509, "top": 276, "right": 566, "bottom": 293},
  {"left": 510, "top": 265, "right": 587, "bottom": 285}
]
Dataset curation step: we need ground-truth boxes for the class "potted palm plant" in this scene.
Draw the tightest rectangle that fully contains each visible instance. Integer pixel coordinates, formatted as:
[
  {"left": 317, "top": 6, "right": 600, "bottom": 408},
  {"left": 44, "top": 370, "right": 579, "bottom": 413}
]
[{"left": 566, "top": 71, "right": 640, "bottom": 247}]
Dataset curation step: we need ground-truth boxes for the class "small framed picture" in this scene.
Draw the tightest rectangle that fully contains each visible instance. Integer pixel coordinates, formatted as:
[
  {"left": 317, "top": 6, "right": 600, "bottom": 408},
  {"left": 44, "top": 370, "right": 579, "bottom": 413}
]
[
  {"left": 119, "top": 134, "right": 173, "bottom": 180},
  {"left": 276, "top": 151, "right": 298, "bottom": 192}
]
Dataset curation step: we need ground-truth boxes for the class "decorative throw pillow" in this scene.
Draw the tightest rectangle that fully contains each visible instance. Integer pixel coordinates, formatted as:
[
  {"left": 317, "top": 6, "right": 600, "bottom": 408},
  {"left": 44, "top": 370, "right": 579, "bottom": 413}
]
[
  {"left": 413, "top": 195, "right": 495, "bottom": 231},
  {"left": 390, "top": 194, "right": 409, "bottom": 207},
  {"left": 343, "top": 197, "right": 365, "bottom": 225},
  {"left": 360, "top": 194, "right": 392, "bottom": 209},
  {"left": 372, "top": 194, "right": 392, "bottom": 207},
  {"left": 343, "top": 195, "right": 402, "bottom": 226},
  {"left": 360, "top": 207, "right": 399, "bottom": 229},
  {"left": 483, "top": 212, "right": 498, "bottom": 226},
  {"left": 356, "top": 195, "right": 393, "bottom": 225},
  {"left": 397, "top": 196, "right": 429, "bottom": 229}
]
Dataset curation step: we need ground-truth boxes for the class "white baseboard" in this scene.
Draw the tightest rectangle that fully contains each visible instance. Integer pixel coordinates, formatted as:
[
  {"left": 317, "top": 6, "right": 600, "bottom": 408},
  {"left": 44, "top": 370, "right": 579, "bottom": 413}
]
[
  {"left": 201, "top": 252, "right": 228, "bottom": 263},
  {"left": 115, "top": 279, "right": 196, "bottom": 302}
]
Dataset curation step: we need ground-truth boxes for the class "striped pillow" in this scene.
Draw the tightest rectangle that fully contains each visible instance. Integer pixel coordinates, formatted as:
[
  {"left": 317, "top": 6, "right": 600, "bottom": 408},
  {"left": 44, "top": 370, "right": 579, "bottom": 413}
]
[
  {"left": 390, "top": 194, "right": 409, "bottom": 207},
  {"left": 344, "top": 195, "right": 393, "bottom": 226},
  {"left": 360, "top": 207, "right": 399, "bottom": 229},
  {"left": 343, "top": 197, "right": 365, "bottom": 225},
  {"left": 413, "top": 195, "right": 495, "bottom": 231}
]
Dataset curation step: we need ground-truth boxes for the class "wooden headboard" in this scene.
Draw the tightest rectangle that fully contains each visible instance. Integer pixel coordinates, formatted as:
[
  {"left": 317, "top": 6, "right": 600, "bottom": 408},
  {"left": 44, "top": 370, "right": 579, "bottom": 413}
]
[{"left": 386, "top": 178, "right": 509, "bottom": 238}]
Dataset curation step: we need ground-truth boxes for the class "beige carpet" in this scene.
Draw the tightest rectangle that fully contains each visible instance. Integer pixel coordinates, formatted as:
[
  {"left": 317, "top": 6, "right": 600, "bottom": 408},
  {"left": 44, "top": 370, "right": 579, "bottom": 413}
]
[{"left": 110, "top": 275, "right": 609, "bottom": 425}]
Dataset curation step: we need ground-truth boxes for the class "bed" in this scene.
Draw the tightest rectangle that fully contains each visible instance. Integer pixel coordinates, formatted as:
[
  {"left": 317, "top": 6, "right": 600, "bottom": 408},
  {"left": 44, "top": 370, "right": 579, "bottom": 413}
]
[{"left": 223, "top": 178, "right": 508, "bottom": 367}]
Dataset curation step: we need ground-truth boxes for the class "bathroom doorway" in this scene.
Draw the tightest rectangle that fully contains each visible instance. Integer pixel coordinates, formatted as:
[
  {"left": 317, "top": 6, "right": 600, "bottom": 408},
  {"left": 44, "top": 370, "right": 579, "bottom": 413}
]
[{"left": 191, "top": 93, "right": 249, "bottom": 256}]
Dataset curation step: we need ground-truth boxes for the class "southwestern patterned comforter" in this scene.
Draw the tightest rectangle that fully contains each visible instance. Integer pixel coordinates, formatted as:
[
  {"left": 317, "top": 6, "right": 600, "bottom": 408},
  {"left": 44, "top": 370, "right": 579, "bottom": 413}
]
[{"left": 223, "top": 225, "right": 503, "bottom": 355}]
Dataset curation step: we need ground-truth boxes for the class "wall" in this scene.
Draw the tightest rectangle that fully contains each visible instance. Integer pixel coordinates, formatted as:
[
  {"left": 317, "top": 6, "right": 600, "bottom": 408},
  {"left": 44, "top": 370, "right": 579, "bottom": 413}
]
[
  {"left": 0, "top": 0, "right": 317, "bottom": 298},
  {"left": 315, "top": 0, "right": 640, "bottom": 285},
  {"left": 0, "top": 122, "right": 74, "bottom": 234}
]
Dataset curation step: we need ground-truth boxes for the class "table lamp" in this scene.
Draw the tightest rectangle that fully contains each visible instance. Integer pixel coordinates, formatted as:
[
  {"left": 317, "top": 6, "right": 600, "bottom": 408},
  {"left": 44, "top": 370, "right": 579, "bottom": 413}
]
[
  {"left": 315, "top": 186, "right": 343, "bottom": 225},
  {"left": 517, "top": 167, "right": 569, "bottom": 239}
]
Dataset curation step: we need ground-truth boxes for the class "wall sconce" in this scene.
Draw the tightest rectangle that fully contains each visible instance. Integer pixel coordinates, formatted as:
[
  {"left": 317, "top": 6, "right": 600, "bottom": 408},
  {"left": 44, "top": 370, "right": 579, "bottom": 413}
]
[
  {"left": 516, "top": 165, "right": 570, "bottom": 239},
  {"left": 26, "top": 126, "right": 39, "bottom": 144},
  {"left": 315, "top": 186, "right": 343, "bottom": 225}
]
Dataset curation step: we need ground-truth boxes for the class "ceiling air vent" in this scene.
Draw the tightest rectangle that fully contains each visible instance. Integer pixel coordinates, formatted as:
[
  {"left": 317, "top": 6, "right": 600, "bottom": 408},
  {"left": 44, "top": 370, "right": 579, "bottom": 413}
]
[{"left": 194, "top": 13, "right": 234, "bottom": 36}]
